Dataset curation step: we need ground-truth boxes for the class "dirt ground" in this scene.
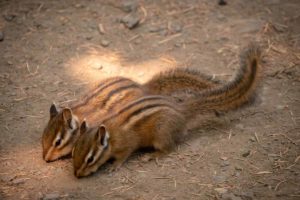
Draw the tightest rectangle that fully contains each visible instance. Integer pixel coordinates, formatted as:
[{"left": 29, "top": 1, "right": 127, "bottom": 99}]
[{"left": 0, "top": 0, "right": 299, "bottom": 199}]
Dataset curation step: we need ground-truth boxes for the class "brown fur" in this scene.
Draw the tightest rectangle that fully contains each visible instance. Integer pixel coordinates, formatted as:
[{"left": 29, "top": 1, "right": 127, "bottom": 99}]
[
  {"left": 42, "top": 68, "right": 220, "bottom": 161},
  {"left": 183, "top": 43, "right": 262, "bottom": 118},
  {"left": 72, "top": 43, "right": 263, "bottom": 177}
]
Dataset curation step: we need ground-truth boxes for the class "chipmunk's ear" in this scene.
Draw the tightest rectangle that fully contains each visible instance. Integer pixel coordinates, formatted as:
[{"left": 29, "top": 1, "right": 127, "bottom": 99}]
[
  {"left": 95, "top": 125, "right": 109, "bottom": 148},
  {"left": 50, "top": 103, "right": 59, "bottom": 118},
  {"left": 62, "top": 108, "right": 75, "bottom": 129},
  {"left": 80, "top": 120, "right": 88, "bottom": 135}
]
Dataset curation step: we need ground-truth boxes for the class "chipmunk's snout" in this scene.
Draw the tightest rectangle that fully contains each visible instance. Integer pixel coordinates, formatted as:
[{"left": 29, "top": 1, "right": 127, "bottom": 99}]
[
  {"left": 42, "top": 150, "right": 49, "bottom": 162},
  {"left": 44, "top": 156, "right": 55, "bottom": 163},
  {"left": 43, "top": 154, "right": 52, "bottom": 163},
  {"left": 42, "top": 147, "right": 56, "bottom": 162},
  {"left": 42, "top": 152, "right": 46, "bottom": 160},
  {"left": 74, "top": 170, "right": 83, "bottom": 178}
]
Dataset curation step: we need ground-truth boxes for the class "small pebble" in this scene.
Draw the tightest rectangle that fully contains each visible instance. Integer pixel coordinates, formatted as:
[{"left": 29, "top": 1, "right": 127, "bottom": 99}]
[
  {"left": 174, "top": 42, "right": 182, "bottom": 47},
  {"left": 235, "top": 165, "right": 243, "bottom": 171},
  {"left": 121, "top": 1, "right": 138, "bottom": 13},
  {"left": 101, "top": 39, "right": 110, "bottom": 47},
  {"left": 220, "top": 156, "right": 228, "bottom": 161},
  {"left": 242, "top": 150, "right": 251, "bottom": 157},
  {"left": 220, "top": 160, "right": 230, "bottom": 167},
  {"left": 121, "top": 14, "right": 140, "bottom": 29},
  {"left": 234, "top": 171, "right": 241, "bottom": 177}
]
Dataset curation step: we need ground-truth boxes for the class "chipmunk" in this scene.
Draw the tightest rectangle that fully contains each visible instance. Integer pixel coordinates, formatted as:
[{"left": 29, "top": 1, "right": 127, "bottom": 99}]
[
  {"left": 42, "top": 68, "right": 221, "bottom": 162},
  {"left": 72, "top": 43, "right": 262, "bottom": 177}
]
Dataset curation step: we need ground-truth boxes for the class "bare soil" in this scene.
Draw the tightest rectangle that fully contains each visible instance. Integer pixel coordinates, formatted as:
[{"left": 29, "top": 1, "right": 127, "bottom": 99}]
[{"left": 0, "top": 0, "right": 299, "bottom": 199}]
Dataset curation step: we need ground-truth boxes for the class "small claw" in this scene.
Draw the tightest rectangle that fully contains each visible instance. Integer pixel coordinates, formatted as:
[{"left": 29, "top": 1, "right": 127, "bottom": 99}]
[
  {"left": 140, "top": 154, "right": 154, "bottom": 162},
  {"left": 108, "top": 164, "right": 121, "bottom": 174}
]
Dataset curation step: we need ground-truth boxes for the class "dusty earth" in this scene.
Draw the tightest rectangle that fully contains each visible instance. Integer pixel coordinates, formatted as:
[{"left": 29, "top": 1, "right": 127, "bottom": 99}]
[{"left": 0, "top": 0, "right": 299, "bottom": 199}]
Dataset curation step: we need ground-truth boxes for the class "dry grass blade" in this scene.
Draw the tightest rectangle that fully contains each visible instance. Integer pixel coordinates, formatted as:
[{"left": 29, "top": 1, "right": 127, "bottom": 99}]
[
  {"left": 158, "top": 33, "right": 182, "bottom": 44},
  {"left": 98, "top": 23, "right": 105, "bottom": 34},
  {"left": 254, "top": 171, "right": 272, "bottom": 175},
  {"left": 294, "top": 155, "right": 300, "bottom": 163},
  {"left": 274, "top": 180, "right": 286, "bottom": 191},
  {"left": 139, "top": 5, "right": 147, "bottom": 24},
  {"left": 255, "top": 132, "right": 260, "bottom": 143}
]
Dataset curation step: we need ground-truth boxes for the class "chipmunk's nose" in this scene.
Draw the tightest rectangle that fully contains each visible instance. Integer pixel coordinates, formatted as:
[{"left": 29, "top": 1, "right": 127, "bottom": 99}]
[
  {"left": 43, "top": 151, "right": 53, "bottom": 162},
  {"left": 44, "top": 156, "right": 51, "bottom": 163},
  {"left": 43, "top": 153, "right": 51, "bottom": 162},
  {"left": 74, "top": 170, "right": 81, "bottom": 178}
]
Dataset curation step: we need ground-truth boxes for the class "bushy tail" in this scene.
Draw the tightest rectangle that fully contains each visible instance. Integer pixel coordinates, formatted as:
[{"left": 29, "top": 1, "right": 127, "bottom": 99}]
[
  {"left": 183, "top": 43, "right": 263, "bottom": 119},
  {"left": 143, "top": 68, "right": 222, "bottom": 95}
]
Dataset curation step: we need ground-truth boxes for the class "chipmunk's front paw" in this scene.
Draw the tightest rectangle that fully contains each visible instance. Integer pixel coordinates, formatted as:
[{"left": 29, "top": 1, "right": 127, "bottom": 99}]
[
  {"left": 140, "top": 154, "right": 152, "bottom": 162},
  {"left": 108, "top": 166, "right": 120, "bottom": 173},
  {"left": 107, "top": 161, "right": 123, "bottom": 174}
]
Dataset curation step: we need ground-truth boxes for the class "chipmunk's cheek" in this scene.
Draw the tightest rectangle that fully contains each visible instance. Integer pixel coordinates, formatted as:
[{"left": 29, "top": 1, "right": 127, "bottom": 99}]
[
  {"left": 47, "top": 152, "right": 59, "bottom": 162},
  {"left": 59, "top": 146, "right": 73, "bottom": 158},
  {"left": 45, "top": 148, "right": 63, "bottom": 162},
  {"left": 80, "top": 166, "right": 96, "bottom": 177},
  {"left": 88, "top": 163, "right": 102, "bottom": 176}
]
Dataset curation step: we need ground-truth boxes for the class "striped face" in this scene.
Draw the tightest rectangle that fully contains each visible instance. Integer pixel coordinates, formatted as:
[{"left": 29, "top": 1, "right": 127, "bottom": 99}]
[
  {"left": 42, "top": 104, "right": 79, "bottom": 162},
  {"left": 73, "top": 124, "right": 110, "bottom": 178}
]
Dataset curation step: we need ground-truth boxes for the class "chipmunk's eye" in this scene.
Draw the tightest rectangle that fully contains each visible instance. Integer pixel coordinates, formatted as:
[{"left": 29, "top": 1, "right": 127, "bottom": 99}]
[
  {"left": 87, "top": 156, "right": 94, "bottom": 164},
  {"left": 55, "top": 139, "right": 61, "bottom": 147}
]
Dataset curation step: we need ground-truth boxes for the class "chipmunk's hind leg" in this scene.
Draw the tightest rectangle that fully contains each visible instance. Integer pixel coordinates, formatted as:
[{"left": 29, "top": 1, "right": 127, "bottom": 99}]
[
  {"left": 140, "top": 139, "right": 174, "bottom": 162},
  {"left": 141, "top": 111, "right": 186, "bottom": 162}
]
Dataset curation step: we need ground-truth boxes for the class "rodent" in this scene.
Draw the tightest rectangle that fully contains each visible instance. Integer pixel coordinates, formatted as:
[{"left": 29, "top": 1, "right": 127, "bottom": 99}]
[
  {"left": 42, "top": 68, "right": 221, "bottom": 162},
  {"left": 72, "top": 43, "right": 262, "bottom": 177}
]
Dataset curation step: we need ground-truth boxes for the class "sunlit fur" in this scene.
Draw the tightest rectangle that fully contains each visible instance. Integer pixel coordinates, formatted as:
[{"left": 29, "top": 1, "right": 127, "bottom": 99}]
[
  {"left": 42, "top": 69, "right": 222, "bottom": 162},
  {"left": 42, "top": 108, "right": 80, "bottom": 162},
  {"left": 41, "top": 77, "right": 144, "bottom": 162},
  {"left": 72, "top": 43, "right": 263, "bottom": 177}
]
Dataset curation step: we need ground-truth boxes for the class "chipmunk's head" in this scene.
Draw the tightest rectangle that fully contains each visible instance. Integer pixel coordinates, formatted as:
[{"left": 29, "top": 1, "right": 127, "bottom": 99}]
[
  {"left": 42, "top": 103, "right": 80, "bottom": 162},
  {"left": 73, "top": 122, "right": 111, "bottom": 178}
]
